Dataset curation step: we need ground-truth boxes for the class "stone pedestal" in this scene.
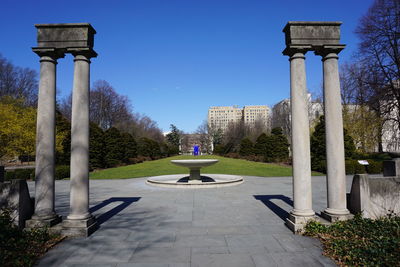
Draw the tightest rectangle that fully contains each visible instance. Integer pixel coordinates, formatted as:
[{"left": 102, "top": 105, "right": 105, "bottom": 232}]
[
  {"left": 189, "top": 168, "right": 201, "bottom": 180},
  {"left": 62, "top": 216, "right": 98, "bottom": 237},
  {"left": 285, "top": 213, "right": 318, "bottom": 233}
]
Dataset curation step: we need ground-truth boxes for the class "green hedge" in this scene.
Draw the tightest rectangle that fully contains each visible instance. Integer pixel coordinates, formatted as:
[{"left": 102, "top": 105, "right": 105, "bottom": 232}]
[
  {"left": 4, "top": 166, "right": 71, "bottom": 181},
  {"left": 55, "top": 165, "right": 70, "bottom": 180},
  {"left": 366, "top": 160, "right": 383, "bottom": 174},
  {"left": 5, "top": 169, "right": 35, "bottom": 181}
]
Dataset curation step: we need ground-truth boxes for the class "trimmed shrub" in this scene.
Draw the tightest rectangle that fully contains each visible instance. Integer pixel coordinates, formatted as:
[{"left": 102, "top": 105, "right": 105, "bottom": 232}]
[
  {"left": 239, "top": 138, "right": 254, "bottom": 156},
  {"left": 345, "top": 160, "right": 356, "bottom": 175},
  {"left": 213, "top": 144, "right": 225, "bottom": 155},
  {"left": 254, "top": 133, "right": 270, "bottom": 156},
  {"left": 354, "top": 162, "right": 366, "bottom": 174},
  {"left": 104, "top": 127, "right": 124, "bottom": 167},
  {"left": 366, "top": 160, "right": 382, "bottom": 174},
  {"left": 5, "top": 169, "right": 35, "bottom": 181},
  {"left": 5, "top": 171, "right": 15, "bottom": 181},
  {"left": 15, "top": 169, "right": 35, "bottom": 180},
  {"left": 225, "top": 153, "right": 240, "bottom": 159},
  {"left": 55, "top": 165, "right": 70, "bottom": 180},
  {"left": 269, "top": 127, "right": 289, "bottom": 162},
  {"left": 315, "top": 160, "right": 327, "bottom": 174},
  {"left": 345, "top": 160, "right": 367, "bottom": 174},
  {"left": 89, "top": 122, "right": 105, "bottom": 169},
  {"left": 311, "top": 116, "right": 356, "bottom": 171},
  {"left": 121, "top": 132, "right": 137, "bottom": 163},
  {"left": 137, "top": 137, "right": 161, "bottom": 159}
]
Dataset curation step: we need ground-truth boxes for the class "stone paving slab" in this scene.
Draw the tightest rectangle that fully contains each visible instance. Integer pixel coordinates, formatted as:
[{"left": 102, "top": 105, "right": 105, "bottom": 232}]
[{"left": 32, "top": 175, "right": 346, "bottom": 266}]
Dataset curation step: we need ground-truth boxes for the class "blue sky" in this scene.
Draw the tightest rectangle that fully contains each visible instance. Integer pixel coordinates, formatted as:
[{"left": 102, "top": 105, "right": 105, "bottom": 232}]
[{"left": 0, "top": 0, "right": 373, "bottom": 133}]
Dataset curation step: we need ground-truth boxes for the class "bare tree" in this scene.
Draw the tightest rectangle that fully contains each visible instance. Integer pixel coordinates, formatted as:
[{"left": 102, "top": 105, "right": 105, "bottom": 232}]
[
  {"left": 0, "top": 54, "right": 38, "bottom": 106},
  {"left": 59, "top": 80, "right": 133, "bottom": 130},
  {"left": 120, "top": 113, "right": 164, "bottom": 143},
  {"left": 89, "top": 80, "right": 132, "bottom": 130},
  {"left": 355, "top": 0, "right": 400, "bottom": 131},
  {"left": 195, "top": 120, "right": 213, "bottom": 153},
  {"left": 271, "top": 99, "right": 291, "bottom": 138}
]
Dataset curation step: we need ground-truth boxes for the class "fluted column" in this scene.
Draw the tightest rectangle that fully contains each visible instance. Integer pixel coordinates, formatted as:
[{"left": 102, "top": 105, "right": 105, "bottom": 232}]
[
  {"left": 318, "top": 48, "right": 351, "bottom": 221},
  {"left": 28, "top": 50, "right": 64, "bottom": 227}
]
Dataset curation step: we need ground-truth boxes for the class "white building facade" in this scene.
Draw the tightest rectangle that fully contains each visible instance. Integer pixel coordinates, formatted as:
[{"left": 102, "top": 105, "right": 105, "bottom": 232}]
[{"left": 208, "top": 105, "right": 270, "bottom": 132}]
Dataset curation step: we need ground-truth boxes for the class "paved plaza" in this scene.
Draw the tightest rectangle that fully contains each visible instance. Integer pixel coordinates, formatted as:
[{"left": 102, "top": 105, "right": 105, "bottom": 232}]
[{"left": 29, "top": 175, "right": 352, "bottom": 266}]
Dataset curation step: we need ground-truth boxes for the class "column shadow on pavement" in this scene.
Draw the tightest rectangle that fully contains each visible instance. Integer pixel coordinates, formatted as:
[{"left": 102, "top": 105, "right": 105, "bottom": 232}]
[
  {"left": 254, "top": 195, "right": 293, "bottom": 221},
  {"left": 89, "top": 197, "right": 141, "bottom": 225}
]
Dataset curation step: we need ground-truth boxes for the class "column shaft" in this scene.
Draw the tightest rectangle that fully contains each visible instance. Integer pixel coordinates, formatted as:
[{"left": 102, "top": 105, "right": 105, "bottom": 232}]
[
  {"left": 68, "top": 55, "right": 91, "bottom": 220},
  {"left": 322, "top": 53, "right": 349, "bottom": 215},
  {"left": 34, "top": 56, "right": 57, "bottom": 219},
  {"left": 290, "top": 53, "right": 314, "bottom": 217}
]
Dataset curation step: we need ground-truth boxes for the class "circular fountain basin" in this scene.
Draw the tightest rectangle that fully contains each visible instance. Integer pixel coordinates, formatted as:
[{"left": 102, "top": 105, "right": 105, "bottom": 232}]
[
  {"left": 170, "top": 159, "right": 219, "bottom": 168},
  {"left": 146, "top": 159, "right": 243, "bottom": 188},
  {"left": 171, "top": 159, "right": 219, "bottom": 181},
  {"left": 146, "top": 174, "right": 243, "bottom": 188}
]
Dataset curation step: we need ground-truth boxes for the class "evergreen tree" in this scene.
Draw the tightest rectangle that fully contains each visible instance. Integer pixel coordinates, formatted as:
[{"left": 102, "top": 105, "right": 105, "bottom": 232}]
[
  {"left": 311, "top": 116, "right": 356, "bottom": 171},
  {"left": 138, "top": 137, "right": 161, "bottom": 159},
  {"left": 55, "top": 111, "right": 71, "bottom": 165},
  {"left": 254, "top": 133, "right": 270, "bottom": 157},
  {"left": 104, "top": 127, "right": 124, "bottom": 167},
  {"left": 166, "top": 124, "right": 181, "bottom": 149},
  {"left": 90, "top": 122, "right": 105, "bottom": 169},
  {"left": 344, "top": 128, "right": 356, "bottom": 159},
  {"left": 239, "top": 138, "right": 254, "bottom": 156},
  {"left": 270, "top": 127, "right": 289, "bottom": 162},
  {"left": 121, "top": 132, "right": 137, "bottom": 163}
]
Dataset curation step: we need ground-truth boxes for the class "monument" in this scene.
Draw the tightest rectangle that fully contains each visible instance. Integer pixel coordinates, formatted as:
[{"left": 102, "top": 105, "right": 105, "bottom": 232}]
[
  {"left": 283, "top": 21, "right": 352, "bottom": 232},
  {"left": 26, "top": 23, "right": 98, "bottom": 237}
]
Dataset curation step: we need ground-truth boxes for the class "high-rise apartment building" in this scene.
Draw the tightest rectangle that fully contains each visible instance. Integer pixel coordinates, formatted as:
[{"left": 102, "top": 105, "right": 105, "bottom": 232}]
[
  {"left": 243, "top": 105, "right": 270, "bottom": 125},
  {"left": 208, "top": 105, "right": 270, "bottom": 132}
]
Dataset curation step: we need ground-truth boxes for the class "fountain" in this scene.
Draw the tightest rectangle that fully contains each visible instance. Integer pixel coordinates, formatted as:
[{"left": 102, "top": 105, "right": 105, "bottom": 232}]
[{"left": 146, "top": 159, "right": 243, "bottom": 188}]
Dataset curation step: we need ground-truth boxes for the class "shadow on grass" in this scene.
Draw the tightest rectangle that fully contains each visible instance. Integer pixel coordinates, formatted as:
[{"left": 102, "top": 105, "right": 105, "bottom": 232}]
[
  {"left": 89, "top": 197, "right": 140, "bottom": 225},
  {"left": 254, "top": 195, "right": 293, "bottom": 221}
]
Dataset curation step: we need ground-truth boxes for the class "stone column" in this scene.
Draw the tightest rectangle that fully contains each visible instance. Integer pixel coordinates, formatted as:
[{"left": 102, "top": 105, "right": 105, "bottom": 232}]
[
  {"left": 284, "top": 48, "right": 315, "bottom": 232},
  {"left": 317, "top": 47, "right": 351, "bottom": 221},
  {"left": 63, "top": 50, "right": 98, "bottom": 237},
  {"left": 27, "top": 50, "right": 64, "bottom": 227}
]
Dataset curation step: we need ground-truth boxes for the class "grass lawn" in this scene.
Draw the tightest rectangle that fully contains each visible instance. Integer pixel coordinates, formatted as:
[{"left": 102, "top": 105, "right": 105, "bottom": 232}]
[{"left": 89, "top": 155, "right": 321, "bottom": 179}]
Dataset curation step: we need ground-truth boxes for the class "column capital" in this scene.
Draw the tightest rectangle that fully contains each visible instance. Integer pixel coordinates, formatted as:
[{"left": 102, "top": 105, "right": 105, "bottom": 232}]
[
  {"left": 314, "top": 44, "right": 345, "bottom": 58},
  {"left": 282, "top": 45, "right": 312, "bottom": 57},
  {"left": 32, "top": 47, "right": 65, "bottom": 60},
  {"left": 67, "top": 47, "right": 97, "bottom": 59}
]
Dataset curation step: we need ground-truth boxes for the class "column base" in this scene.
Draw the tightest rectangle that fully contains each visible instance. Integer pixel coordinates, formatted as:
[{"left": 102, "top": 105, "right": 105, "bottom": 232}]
[
  {"left": 25, "top": 214, "right": 62, "bottom": 228},
  {"left": 285, "top": 213, "right": 317, "bottom": 234},
  {"left": 62, "top": 215, "right": 98, "bottom": 237},
  {"left": 321, "top": 210, "right": 353, "bottom": 222}
]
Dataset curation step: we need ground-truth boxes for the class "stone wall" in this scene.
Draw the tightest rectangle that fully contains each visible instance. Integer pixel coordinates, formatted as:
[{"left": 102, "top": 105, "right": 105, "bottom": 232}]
[
  {"left": 0, "top": 179, "right": 34, "bottom": 228},
  {"left": 348, "top": 174, "right": 400, "bottom": 218}
]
